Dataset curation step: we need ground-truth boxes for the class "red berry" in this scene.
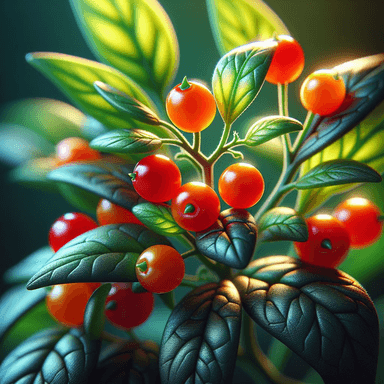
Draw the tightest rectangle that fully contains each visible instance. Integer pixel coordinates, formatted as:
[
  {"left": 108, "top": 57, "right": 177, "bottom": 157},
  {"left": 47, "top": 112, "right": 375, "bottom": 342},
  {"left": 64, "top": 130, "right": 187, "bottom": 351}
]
[
  {"left": 105, "top": 283, "right": 154, "bottom": 330},
  {"left": 56, "top": 137, "right": 101, "bottom": 166},
  {"left": 135, "top": 245, "right": 185, "bottom": 294},
  {"left": 49, "top": 212, "right": 98, "bottom": 252},
  {"left": 131, "top": 154, "right": 182, "bottom": 203},
  {"left": 171, "top": 182, "right": 220, "bottom": 232},
  {"left": 96, "top": 199, "right": 143, "bottom": 226},
  {"left": 333, "top": 197, "right": 383, "bottom": 248},
  {"left": 294, "top": 214, "right": 350, "bottom": 268},
  {"left": 218, "top": 163, "right": 265, "bottom": 208}
]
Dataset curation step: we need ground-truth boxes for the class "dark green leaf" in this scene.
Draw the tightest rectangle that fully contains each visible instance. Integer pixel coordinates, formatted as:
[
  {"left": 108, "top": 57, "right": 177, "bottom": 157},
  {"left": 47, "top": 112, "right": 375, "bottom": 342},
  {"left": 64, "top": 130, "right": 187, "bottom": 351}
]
[
  {"left": 295, "top": 159, "right": 381, "bottom": 189},
  {"left": 90, "top": 129, "right": 162, "bottom": 155},
  {"left": 93, "top": 340, "right": 160, "bottom": 384},
  {"left": 132, "top": 202, "right": 185, "bottom": 236},
  {"left": 234, "top": 256, "right": 379, "bottom": 384},
  {"left": 245, "top": 116, "right": 303, "bottom": 146},
  {"left": 295, "top": 54, "right": 384, "bottom": 164},
  {"left": 47, "top": 159, "right": 144, "bottom": 211},
  {"left": 257, "top": 207, "right": 308, "bottom": 242},
  {"left": 3, "top": 246, "right": 53, "bottom": 284},
  {"left": 94, "top": 82, "right": 161, "bottom": 125},
  {"left": 27, "top": 224, "right": 171, "bottom": 290},
  {"left": 212, "top": 40, "right": 277, "bottom": 124},
  {"left": 0, "top": 327, "right": 100, "bottom": 384},
  {"left": 159, "top": 281, "right": 242, "bottom": 384},
  {"left": 195, "top": 208, "right": 257, "bottom": 269},
  {"left": 84, "top": 283, "right": 111, "bottom": 341}
]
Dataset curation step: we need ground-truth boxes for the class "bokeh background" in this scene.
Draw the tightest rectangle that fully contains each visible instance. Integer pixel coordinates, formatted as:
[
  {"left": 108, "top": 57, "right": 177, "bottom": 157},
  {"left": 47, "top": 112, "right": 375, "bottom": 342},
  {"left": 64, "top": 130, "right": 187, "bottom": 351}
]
[{"left": 0, "top": 0, "right": 384, "bottom": 382}]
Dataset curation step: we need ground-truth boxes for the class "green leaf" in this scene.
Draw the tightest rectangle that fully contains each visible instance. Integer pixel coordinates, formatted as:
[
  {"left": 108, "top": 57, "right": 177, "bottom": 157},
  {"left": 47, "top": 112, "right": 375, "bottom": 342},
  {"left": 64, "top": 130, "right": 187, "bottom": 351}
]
[
  {"left": 84, "top": 283, "right": 111, "bottom": 341},
  {"left": 212, "top": 40, "right": 277, "bottom": 124},
  {"left": 258, "top": 207, "right": 308, "bottom": 242},
  {"left": 245, "top": 116, "right": 303, "bottom": 146},
  {"left": 27, "top": 224, "right": 171, "bottom": 290},
  {"left": 132, "top": 202, "right": 185, "bottom": 236},
  {"left": 94, "top": 81, "right": 161, "bottom": 125},
  {"left": 26, "top": 52, "right": 160, "bottom": 132},
  {"left": 295, "top": 159, "right": 381, "bottom": 190},
  {"left": 69, "top": 0, "right": 179, "bottom": 94},
  {"left": 206, "top": 0, "right": 289, "bottom": 56},
  {"left": 90, "top": 129, "right": 162, "bottom": 154}
]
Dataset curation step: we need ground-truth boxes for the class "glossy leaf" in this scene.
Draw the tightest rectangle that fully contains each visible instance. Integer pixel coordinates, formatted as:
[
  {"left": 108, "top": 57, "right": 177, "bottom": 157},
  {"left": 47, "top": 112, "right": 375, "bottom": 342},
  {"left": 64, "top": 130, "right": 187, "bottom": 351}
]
[
  {"left": 257, "top": 207, "right": 308, "bottom": 242},
  {"left": 27, "top": 224, "right": 171, "bottom": 290},
  {"left": 0, "top": 327, "right": 100, "bottom": 384},
  {"left": 3, "top": 246, "right": 53, "bottom": 284},
  {"left": 295, "top": 159, "right": 381, "bottom": 189},
  {"left": 295, "top": 54, "right": 384, "bottom": 164},
  {"left": 93, "top": 340, "right": 160, "bottom": 384},
  {"left": 245, "top": 116, "right": 303, "bottom": 146},
  {"left": 212, "top": 40, "right": 277, "bottom": 124},
  {"left": 234, "top": 256, "right": 379, "bottom": 384},
  {"left": 69, "top": 0, "right": 179, "bottom": 94},
  {"left": 47, "top": 159, "right": 143, "bottom": 211},
  {"left": 26, "top": 52, "right": 159, "bottom": 132},
  {"left": 94, "top": 81, "right": 161, "bottom": 125},
  {"left": 206, "top": 0, "right": 289, "bottom": 56},
  {"left": 90, "top": 129, "right": 162, "bottom": 154},
  {"left": 84, "top": 283, "right": 111, "bottom": 341},
  {"left": 195, "top": 208, "right": 257, "bottom": 269},
  {"left": 132, "top": 202, "right": 185, "bottom": 236},
  {"left": 159, "top": 281, "right": 242, "bottom": 384}
]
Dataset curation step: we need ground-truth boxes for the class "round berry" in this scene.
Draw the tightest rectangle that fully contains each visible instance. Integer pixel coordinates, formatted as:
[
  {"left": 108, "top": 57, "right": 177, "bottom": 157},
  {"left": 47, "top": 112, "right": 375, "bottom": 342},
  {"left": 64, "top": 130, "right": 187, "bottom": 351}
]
[
  {"left": 294, "top": 214, "right": 350, "bottom": 268},
  {"left": 49, "top": 212, "right": 98, "bottom": 252},
  {"left": 56, "top": 137, "right": 101, "bottom": 166},
  {"left": 171, "top": 182, "right": 220, "bottom": 232},
  {"left": 218, "top": 163, "right": 265, "bottom": 209},
  {"left": 265, "top": 35, "right": 305, "bottom": 85},
  {"left": 96, "top": 199, "right": 142, "bottom": 226},
  {"left": 135, "top": 245, "right": 185, "bottom": 294},
  {"left": 333, "top": 197, "right": 383, "bottom": 248},
  {"left": 166, "top": 77, "right": 216, "bottom": 133}
]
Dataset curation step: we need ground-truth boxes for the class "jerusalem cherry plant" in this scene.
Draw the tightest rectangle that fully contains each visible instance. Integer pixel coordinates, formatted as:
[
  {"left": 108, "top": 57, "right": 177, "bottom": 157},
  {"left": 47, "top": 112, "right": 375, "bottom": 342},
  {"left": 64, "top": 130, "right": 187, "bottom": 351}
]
[{"left": 1, "top": 0, "right": 384, "bottom": 384}]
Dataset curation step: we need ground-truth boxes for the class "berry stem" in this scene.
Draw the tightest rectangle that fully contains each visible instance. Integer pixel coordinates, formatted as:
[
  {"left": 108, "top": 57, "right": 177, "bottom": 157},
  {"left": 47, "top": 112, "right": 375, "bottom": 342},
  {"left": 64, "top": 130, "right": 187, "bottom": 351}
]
[
  {"left": 291, "top": 111, "right": 315, "bottom": 154},
  {"left": 277, "top": 83, "right": 292, "bottom": 162},
  {"left": 180, "top": 76, "right": 191, "bottom": 91}
]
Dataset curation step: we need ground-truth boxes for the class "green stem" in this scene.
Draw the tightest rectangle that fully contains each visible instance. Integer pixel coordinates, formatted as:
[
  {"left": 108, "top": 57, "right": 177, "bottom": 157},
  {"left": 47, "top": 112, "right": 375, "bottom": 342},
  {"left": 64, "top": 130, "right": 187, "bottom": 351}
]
[
  {"left": 277, "top": 83, "right": 292, "bottom": 162},
  {"left": 181, "top": 249, "right": 199, "bottom": 259},
  {"left": 193, "top": 132, "right": 201, "bottom": 152},
  {"left": 126, "top": 328, "right": 140, "bottom": 342},
  {"left": 291, "top": 111, "right": 315, "bottom": 154},
  {"left": 208, "top": 122, "right": 232, "bottom": 164},
  {"left": 175, "top": 151, "right": 204, "bottom": 181}
]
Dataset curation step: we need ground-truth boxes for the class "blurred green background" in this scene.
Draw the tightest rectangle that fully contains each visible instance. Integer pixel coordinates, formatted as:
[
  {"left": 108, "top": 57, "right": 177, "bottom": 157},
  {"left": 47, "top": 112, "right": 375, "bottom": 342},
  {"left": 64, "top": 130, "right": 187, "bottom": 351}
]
[{"left": 0, "top": 0, "right": 383, "bottom": 382}]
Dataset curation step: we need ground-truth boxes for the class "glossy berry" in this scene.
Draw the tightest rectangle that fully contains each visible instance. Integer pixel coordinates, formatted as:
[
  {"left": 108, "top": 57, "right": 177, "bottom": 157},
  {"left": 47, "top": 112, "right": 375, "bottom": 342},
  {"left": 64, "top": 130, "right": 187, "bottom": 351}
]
[
  {"left": 166, "top": 77, "right": 216, "bottom": 133},
  {"left": 218, "top": 163, "right": 265, "bottom": 209},
  {"left": 46, "top": 283, "right": 97, "bottom": 327},
  {"left": 300, "top": 70, "right": 346, "bottom": 116},
  {"left": 135, "top": 245, "right": 185, "bottom": 294},
  {"left": 294, "top": 214, "right": 350, "bottom": 269},
  {"left": 171, "top": 182, "right": 220, "bottom": 232},
  {"left": 49, "top": 212, "right": 98, "bottom": 252},
  {"left": 265, "top": 35, "right": 305, "bottom": 84},
  {"left": 105, "top": 283, "right": 154, "bottom": 330},
  {"left": 333, "top": 197, "right": 383, "bottom": 248},
  {"left": 96, "top": 199, "right": 142, "bottom": 226},
  {"left": 56, "top": 137, "right": 101, "bottom": 166},
  {"left": 131, "top": 154, "right": 181, "bottom": 203}
]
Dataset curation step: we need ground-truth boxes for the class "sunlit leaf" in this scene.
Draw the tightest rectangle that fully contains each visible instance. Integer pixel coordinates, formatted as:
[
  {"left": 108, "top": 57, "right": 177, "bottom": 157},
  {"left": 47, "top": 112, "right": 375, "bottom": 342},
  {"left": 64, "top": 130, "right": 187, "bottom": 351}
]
[
  {"left": 212, "top": 40, "right": 277, "bottom": 124},
  {"left": 206, "top": 0, "right": 289, "bottom": 56},
  {"left": 69, "top": 0, "right": 179, "bottom": 94}
]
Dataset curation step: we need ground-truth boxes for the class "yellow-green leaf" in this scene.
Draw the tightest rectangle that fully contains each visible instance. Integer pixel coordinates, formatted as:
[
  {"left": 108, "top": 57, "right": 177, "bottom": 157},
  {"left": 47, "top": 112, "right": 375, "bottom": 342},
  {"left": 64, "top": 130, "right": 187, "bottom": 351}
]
[
  {"left": 206, "top": 0, "right": 289, "bottom": 56},
  {"left": 26, "top": 52, "right": 159, "bottom": 132},
  {"left": 69, "top": 0, "right": 179, "bottom": 95},
  {"left": 296, "top": 102, "right": 384, "bottom": 215}
]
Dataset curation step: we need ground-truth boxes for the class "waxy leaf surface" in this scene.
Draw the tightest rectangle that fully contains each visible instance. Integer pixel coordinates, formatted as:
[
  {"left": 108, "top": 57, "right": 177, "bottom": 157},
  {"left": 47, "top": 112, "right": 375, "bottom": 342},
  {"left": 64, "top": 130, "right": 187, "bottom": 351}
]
[
  {"left": 159, "top": 281, "right": 242, "bottom": 384},
  {"left": 234, "top": 256, "right": 379, "bottom": 384},
  {"left": 195, "top": 209, "right": 257, "bottom": 269}
]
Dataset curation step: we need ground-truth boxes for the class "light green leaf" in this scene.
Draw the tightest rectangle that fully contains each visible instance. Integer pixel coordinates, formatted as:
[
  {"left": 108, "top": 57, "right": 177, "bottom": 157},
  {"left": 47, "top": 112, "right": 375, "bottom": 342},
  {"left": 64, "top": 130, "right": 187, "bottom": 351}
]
[
  {"left": 206, "top": 0, "right": 289, "bottom": 56},
  {"left": 69, "top": 0, "right": 179, "bottom": 94},
  {"left": 132, "top": 203, "right": 185, "bottom": 236},
  {"left": 245, "top": 116, "right": 303, "bottom": 146},
  {"left": 90, "top": 129, "right": 162, "bottom": 154},
  {"left": 212, "top": 41, "right": 277, "bottom": 124},
  {"left": 296, "top": 102, "right": 384, "bottom": 215},
  {"left": 26, "top": 52, "right": 159, "bottom": 132}
]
